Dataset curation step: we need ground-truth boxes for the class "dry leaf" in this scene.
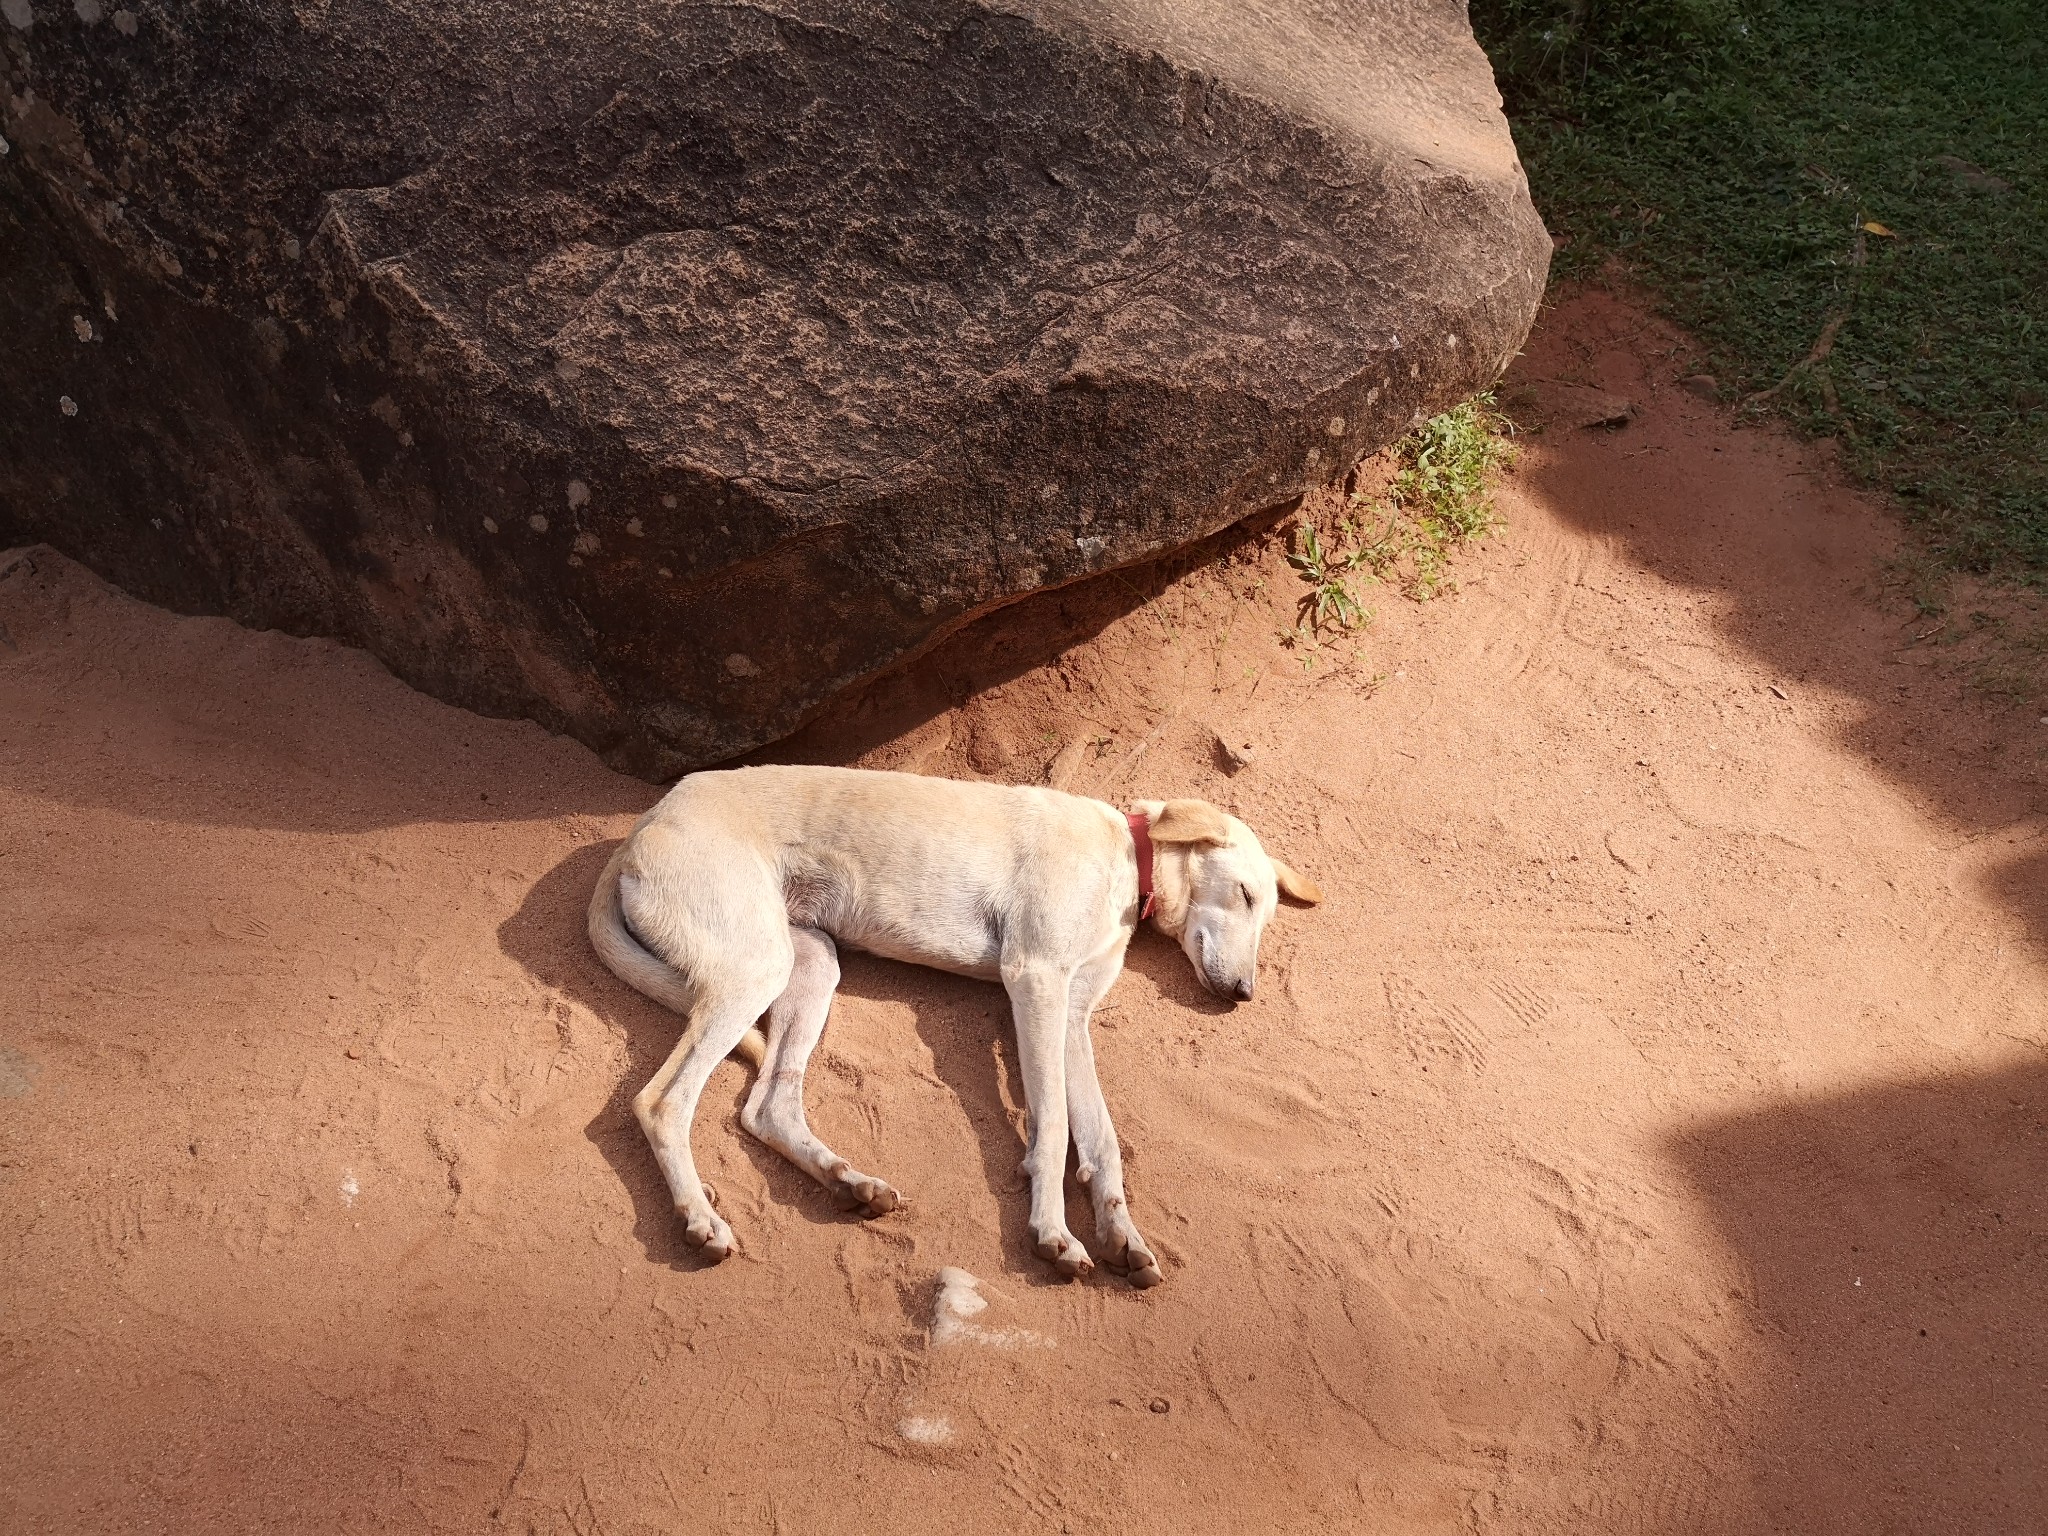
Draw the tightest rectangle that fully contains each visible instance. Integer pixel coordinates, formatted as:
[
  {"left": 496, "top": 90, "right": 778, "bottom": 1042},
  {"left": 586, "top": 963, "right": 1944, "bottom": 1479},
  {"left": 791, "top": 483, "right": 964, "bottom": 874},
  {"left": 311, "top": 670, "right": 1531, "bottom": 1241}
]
[{"left": 1861, "top": 220, "right": 1896, "bottom": 237}]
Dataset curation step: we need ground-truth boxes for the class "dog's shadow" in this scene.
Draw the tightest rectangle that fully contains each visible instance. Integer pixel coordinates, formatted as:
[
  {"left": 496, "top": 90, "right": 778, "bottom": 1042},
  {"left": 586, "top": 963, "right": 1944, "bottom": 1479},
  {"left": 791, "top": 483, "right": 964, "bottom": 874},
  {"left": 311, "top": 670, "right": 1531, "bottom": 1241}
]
[
  {"left": 499, "top": 840, "right": 1207, "bottom": 1282},
  {"left": 1119, "top": 925, "right": 1239, "bottom": 1018}
]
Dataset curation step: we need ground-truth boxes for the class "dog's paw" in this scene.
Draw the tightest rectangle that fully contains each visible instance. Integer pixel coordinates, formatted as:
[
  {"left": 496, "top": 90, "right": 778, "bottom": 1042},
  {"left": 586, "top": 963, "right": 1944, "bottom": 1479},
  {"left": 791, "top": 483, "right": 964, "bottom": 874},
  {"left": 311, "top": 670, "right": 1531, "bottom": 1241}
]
[
  {"left": 1100, "top": 1234, "right": 1165, "bottom": 1289},
  {"left": 1119, "top": 1253, "right": 1165, "bottom": 1288},
  {"left": 681, "top": 1207, "right": 737, "bottom": 1261},
  {"left": 832, "top": 1171, "right": 905, "bottom": 1219},
  {"left": 1033, "top": 1228, "right": 1095, "bottom": 1281}
]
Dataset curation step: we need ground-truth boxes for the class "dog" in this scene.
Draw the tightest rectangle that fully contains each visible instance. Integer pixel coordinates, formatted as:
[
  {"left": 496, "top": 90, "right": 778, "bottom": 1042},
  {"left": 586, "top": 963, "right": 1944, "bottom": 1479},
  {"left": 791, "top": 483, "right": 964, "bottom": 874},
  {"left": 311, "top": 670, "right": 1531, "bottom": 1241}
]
[{"left": 588, "top": 763, "right": 1321, "bottom": 1286}]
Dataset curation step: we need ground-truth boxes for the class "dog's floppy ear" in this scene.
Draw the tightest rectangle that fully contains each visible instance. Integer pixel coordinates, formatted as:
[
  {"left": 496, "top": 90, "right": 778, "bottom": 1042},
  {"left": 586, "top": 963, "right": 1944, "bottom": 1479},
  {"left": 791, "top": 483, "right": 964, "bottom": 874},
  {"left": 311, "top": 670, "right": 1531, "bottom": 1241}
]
[
  {"left": 1272, "top": 858, "right": 1324, "bottom": 906},
  {"left": 1148, "top": 798, "right": 1233, "bottom": 846}
]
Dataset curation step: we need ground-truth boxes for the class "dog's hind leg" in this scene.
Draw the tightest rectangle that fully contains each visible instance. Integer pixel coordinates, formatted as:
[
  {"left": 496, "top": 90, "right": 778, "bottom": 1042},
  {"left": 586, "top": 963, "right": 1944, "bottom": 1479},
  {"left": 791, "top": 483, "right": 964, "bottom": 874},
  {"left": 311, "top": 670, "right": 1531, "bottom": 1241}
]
[
  {"left": 633, "top": 958, "right": 788, "bottom": 1260},
  {"left": 1063, "top": 954, "right": 1163, "bottom": 1288},
  {"left": 638, "top": 988, "right": 787, "bottom": 1259},
  {"left": 615, "top": 825, "right": 795, "bottom": 1259},
  {"left": 739, "top": 925, "right": 903, "bottom": 1219}
]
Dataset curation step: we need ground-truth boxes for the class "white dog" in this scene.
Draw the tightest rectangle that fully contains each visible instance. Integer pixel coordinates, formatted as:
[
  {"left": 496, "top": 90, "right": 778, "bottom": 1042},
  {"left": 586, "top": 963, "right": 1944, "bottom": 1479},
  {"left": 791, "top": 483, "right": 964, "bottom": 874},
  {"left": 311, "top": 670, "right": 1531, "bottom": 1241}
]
[{"left": 588, "top": 764, "right": 1320, "bottom": 1286}]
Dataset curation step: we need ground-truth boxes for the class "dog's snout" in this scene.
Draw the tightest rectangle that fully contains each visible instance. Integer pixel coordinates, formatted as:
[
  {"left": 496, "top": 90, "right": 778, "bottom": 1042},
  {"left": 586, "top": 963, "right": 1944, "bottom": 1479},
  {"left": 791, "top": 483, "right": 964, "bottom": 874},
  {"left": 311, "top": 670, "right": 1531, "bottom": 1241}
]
[{"left": 1231, "top": 977, "right": 1254, "bottom": 1003}]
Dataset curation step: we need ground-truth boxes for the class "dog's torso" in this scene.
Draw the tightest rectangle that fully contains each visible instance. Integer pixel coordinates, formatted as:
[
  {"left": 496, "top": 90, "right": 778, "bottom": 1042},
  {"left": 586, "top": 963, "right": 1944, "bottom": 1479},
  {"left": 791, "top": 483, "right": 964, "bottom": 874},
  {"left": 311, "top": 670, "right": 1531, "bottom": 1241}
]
[{"left": 631, "top": 764, "right": 1138, "bottom": 982}]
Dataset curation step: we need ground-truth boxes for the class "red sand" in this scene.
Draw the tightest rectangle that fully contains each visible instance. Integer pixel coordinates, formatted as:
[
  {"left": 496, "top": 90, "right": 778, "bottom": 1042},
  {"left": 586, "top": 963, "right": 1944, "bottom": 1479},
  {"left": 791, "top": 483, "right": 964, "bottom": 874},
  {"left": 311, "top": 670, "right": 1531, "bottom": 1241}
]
[{"left": 4, "top": 291, "right": 2044, "bottom": 1533}]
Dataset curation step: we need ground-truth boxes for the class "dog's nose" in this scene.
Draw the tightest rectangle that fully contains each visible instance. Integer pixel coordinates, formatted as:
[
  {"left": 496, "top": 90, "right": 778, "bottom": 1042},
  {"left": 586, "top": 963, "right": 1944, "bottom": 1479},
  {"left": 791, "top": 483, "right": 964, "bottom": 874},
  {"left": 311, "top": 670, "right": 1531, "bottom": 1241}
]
[{"left": 1231, "top": 978, "right": 1254, "bottom": 1002}]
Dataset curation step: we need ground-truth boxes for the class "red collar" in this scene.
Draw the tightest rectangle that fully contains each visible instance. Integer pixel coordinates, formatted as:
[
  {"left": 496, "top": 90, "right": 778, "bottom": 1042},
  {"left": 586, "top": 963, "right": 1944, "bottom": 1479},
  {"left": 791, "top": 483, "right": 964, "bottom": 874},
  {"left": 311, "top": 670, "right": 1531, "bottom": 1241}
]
[{"left": 1127, "top": 810, "right": 1156, "bottom": 921}]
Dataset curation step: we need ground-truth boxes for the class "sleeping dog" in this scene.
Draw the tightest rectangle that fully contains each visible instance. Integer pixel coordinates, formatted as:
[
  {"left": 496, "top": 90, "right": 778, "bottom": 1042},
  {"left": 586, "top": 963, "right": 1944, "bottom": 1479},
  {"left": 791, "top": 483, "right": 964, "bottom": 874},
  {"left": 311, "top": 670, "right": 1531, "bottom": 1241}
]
[{"left": 589, "top": 764, "right": 1320, "bottom": 1286}]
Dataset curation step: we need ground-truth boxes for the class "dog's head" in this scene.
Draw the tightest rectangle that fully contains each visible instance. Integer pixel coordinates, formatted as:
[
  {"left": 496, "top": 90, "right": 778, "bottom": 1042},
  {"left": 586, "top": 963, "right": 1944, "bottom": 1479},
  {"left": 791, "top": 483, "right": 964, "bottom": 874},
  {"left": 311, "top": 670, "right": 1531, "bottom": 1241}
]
[{"left": 1133, "top": 799, "right": 1323, "bottom": 1003}]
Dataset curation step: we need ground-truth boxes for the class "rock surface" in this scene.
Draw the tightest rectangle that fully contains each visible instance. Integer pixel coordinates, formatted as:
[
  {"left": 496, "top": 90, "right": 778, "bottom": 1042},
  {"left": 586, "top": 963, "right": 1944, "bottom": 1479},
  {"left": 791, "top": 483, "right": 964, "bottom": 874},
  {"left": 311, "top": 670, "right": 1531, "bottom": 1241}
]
[{"left": 0, "top": 0, "right": 1548, "bottom": 775}]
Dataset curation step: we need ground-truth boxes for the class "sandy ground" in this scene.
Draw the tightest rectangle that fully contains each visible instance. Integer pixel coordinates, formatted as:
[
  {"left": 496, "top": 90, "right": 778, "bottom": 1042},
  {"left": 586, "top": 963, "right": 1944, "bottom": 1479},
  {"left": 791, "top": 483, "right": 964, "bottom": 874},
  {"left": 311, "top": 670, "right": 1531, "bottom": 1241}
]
[{"left": 4, "top": 290, "right": 2046, "bottom": 1535}]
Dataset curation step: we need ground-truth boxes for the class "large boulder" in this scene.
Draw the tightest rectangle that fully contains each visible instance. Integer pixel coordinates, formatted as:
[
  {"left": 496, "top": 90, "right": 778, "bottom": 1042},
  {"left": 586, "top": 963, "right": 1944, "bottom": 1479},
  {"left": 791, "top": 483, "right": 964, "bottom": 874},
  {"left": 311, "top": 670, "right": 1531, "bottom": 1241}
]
[{"left": 0, "top": 0, "right": 1547, "bottom": 776}]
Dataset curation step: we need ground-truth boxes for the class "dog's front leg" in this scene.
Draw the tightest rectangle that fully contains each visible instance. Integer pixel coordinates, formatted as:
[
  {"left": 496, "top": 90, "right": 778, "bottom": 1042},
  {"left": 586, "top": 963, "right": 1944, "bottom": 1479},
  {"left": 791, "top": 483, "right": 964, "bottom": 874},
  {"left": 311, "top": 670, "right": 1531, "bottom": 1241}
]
[
  {"left": 1064, "top": 962, "right": 1163, "bottom": 1288},
  {"left": 1003, "top": 961, "right": 1092, "bottom": 1280}
]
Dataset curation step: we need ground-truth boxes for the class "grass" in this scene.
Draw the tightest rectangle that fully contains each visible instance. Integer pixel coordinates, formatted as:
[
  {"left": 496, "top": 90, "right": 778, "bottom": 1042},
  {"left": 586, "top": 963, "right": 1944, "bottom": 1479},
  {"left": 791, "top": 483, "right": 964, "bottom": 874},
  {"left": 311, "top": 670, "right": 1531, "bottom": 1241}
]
[
  {"left": 1287, "top": 398, "right": 1514, "bottom": 641},
  {"left": 1471, "top": 0, "right": 2048, "bottom": 578}
]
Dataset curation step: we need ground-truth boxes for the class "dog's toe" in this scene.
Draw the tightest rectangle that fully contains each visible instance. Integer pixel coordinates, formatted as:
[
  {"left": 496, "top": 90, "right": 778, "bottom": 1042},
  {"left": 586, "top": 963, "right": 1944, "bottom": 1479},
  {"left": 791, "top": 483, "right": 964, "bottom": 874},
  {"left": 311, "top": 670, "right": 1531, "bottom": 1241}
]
[
  {"left": 1097, "top": 1228, "right": 1163, "bottom": 1287},
  {"left": 831, "top": 1172, "right": 903, "bottom": 1218},
  {"left": 683, "top": 1211, "right": 736, "bottom": 1261},
  {"left": 1036, "top": 1232, "right": 1095, "bottom": 1280}
]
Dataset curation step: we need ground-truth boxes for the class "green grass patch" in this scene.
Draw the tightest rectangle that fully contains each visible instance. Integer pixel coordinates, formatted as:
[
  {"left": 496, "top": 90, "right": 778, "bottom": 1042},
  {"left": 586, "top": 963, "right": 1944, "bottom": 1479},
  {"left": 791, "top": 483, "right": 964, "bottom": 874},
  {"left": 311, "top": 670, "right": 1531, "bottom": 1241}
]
[
  {"left": 1288, "top": 398, "right": 1514, "bottom": 639},
  {"left": 1472, "top": 0, "right": 2048, "bottom": 577}
]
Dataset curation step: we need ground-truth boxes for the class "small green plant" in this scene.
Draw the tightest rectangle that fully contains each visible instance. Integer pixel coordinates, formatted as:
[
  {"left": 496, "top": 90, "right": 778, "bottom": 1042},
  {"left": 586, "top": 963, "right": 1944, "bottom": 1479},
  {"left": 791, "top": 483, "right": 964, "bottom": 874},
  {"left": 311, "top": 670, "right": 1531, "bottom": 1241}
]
[
  {"left": 1971, "top": 661, "right": 2035, "bottom": 703},
  {"left": 1388, "top": 399, "right": 1514, "bottom": 597},
  {"left": 1882, "top": 550, "right": 1952, "bottom": 620},
  {"left": 1286, "top": 396, "right": 1513, "bottom": 635},
  {"left": 1287, "top": 523, "right": 1373, "bottom": 632},
  {"left": 1277, "top": 622, "right": 1325, "bottom": 671}
]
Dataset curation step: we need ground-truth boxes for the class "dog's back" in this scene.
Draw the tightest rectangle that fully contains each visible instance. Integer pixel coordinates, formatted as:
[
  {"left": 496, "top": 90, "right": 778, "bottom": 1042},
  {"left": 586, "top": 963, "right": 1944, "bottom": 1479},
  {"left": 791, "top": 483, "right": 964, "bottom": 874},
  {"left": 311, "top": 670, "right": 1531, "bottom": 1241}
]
[{"left": 629, "top": 765, "right": 1127, "bottom": 978}]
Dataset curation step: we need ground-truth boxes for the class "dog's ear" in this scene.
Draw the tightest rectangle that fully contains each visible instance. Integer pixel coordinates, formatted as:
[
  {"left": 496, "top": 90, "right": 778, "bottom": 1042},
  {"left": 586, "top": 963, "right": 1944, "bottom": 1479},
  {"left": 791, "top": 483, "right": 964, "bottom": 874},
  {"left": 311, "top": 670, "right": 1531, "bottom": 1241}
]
[
  {"left": 1148, "top": 799, "right": 1233, "bottom": 846},
  {"left": 1272, "top": 858, "right": 1324, "bottom": 906}
]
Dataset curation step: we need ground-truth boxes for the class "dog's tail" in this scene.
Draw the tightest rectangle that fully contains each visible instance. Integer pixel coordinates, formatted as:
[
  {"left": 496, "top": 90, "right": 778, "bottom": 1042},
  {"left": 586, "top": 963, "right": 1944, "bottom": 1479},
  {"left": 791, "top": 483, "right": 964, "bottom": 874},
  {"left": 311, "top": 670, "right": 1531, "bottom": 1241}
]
[{"left": 588, "top": 843, "right": 768, "bottom": 1070}]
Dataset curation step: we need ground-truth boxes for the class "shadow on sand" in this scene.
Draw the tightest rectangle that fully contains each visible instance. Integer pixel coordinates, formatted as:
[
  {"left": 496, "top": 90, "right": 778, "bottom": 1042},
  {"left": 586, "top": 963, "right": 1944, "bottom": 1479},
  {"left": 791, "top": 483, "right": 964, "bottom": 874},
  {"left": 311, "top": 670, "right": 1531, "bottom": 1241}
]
[{"left": 1671, "top": 1057, "right": 2048, "bottom": 1529}]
